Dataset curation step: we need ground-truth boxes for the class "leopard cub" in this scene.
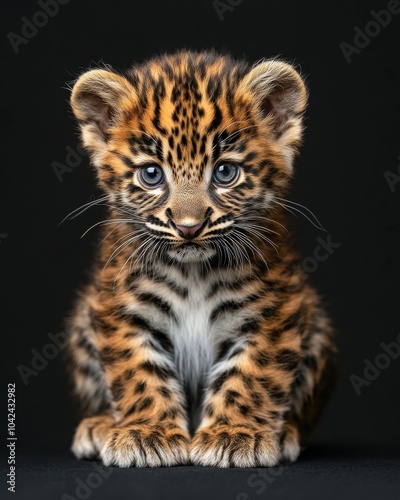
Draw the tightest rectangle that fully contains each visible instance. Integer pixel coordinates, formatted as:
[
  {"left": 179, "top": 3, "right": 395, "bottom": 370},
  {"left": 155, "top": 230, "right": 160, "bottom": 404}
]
[{"left": 67, "top": 50, "right": 336, "bottom": 467}]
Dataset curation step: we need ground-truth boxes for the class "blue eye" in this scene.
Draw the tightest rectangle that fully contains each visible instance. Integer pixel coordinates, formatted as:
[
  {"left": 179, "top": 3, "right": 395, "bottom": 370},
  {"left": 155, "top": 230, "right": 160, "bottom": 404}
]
[
  {"left": 139, "top": 165, "right": 164, "bottom": 188},
  {"left": 213, "top": 162, "right": 239, "bottom": 186}
]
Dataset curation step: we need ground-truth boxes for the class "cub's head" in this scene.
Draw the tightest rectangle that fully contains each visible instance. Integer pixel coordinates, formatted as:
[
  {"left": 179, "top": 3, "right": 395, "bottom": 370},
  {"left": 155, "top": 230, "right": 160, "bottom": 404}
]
[{"left": 70, "top": 51, "right": 307, "bottom": 265}]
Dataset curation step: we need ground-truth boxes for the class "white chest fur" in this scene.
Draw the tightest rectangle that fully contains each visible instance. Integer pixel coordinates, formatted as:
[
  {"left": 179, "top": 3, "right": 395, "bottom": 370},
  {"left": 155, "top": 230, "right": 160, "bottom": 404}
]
[
  {"left": 173, "top": 278, "right": 218, "bottom": 392},
  {"left": 125, "top": 264, "right": 249, "bottom": 393}
]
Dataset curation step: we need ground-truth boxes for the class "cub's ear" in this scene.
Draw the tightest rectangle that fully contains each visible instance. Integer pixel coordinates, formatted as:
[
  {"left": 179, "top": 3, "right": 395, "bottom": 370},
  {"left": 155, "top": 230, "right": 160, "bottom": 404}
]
[
  {"left": 238, "top": 60, "right": 307, "bottom": 156},
  {"left": 70, "top": 69, "right": 135, "bottom": 160}
]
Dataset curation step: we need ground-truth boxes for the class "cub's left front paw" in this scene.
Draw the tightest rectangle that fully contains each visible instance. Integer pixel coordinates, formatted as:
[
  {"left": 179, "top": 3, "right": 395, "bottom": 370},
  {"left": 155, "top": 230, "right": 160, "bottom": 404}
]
[
  {"left": 190, "top": 424, "right": 280, "bottom": 467},
  {"left": 100, "top": 424, "right": 190, "bottom": 467}
]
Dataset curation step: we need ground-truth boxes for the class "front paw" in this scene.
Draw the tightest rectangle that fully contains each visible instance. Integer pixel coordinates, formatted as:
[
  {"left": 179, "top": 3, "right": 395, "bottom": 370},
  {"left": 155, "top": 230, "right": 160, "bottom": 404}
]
[
  {"left": 72, "top": 415, "right": 115, "bottom": 460},
  {"left": 100, "top": 424, "right": 190, "bottom": 467},
  {"left": 190, "top": 424, "right": 280, "bottom": 467}
]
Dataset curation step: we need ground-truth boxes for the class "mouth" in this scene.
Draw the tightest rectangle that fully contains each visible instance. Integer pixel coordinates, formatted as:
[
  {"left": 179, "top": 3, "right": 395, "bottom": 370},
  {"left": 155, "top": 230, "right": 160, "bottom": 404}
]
[
  {"left": 176, "top": 241, "right": 203, "bottom": 255},
  {"left": 179, "top": 242, "right": 200, "bottom": 248},
  {"left": 167, "top": 240, "right": 215, "bottom": 263}
]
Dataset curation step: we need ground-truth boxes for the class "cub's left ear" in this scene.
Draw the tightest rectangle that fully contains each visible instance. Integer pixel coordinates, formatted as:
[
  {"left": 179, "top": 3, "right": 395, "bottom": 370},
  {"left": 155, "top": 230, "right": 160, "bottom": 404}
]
[{"left": 238, "top": 60, "right": 307, "bottom": 152}]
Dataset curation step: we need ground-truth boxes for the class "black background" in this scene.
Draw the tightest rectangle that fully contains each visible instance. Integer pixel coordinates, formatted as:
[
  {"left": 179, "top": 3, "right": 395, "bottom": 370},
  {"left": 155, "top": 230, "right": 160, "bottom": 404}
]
[{"left": 1, "top": 0, "right": 400, "bottom": 460}]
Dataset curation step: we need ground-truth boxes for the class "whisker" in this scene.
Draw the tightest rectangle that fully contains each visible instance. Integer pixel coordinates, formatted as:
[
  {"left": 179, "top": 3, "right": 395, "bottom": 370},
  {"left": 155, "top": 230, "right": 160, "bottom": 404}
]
[
  {"left": 240, "top": 209, "right": 289, "bottom": 233},
  {"left": 216, "top": 120, "right": 250, "bottom": 139},
  {"left": 103, "top": 231, "right": 147, "bottom": 271},
  {"left": 236, "top": 221, "right": 281, "bottom": 237},
  {"left": 220, "top": 123, "right": 260, "bottom": 146},
  {"left": 112, "top": 235, "right": 156, "bottom": 286},
  {"left": 59, "top": 194, "right": 113, "bottom": 225},
  {"left": 80, "top": 218, "right": 137, "bottom": 239},
  {"left": 235, "top": 224, "right": 279, "bottom": 254},
  {"left": 273, "top": 197, "right": 326, "bottom": 231},
  {"left": 233, "top": 228, "right": 269, "bottom": 273}
]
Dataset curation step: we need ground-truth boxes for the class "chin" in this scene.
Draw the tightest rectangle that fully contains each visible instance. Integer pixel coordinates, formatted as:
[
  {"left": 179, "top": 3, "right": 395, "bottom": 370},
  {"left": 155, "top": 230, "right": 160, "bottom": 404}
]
[{"left": 167, "top": 243, "right": 216, "bottom": 263}]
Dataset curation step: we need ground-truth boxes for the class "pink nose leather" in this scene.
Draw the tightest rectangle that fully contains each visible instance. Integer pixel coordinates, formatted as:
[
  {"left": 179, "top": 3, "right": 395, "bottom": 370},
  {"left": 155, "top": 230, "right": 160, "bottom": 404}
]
[{"left": 175, "top": 223, "right": 203, "bottom": 239}]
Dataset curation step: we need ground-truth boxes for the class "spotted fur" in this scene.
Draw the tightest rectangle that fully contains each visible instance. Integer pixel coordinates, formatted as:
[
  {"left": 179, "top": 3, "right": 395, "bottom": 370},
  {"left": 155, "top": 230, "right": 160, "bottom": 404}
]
[{"left": 67, "top": 51, "right": 336, "bottom": 468}]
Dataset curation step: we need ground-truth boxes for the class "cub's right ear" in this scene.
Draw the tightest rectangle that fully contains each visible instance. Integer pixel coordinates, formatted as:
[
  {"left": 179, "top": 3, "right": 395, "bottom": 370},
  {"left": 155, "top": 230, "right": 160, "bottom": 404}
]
[{"left": 70, "top": 69, "right": 135, "bottom": 160}]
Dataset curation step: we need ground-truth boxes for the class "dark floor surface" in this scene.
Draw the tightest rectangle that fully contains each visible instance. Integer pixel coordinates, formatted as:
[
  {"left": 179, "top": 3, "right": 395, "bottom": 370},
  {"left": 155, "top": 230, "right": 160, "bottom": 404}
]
[{"left": 3, "top": 444, "right": 400, "bottom": 500}]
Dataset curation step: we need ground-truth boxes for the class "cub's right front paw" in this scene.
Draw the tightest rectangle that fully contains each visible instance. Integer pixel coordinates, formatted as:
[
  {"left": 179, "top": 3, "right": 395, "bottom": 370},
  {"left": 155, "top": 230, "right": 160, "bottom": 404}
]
[{"left": 100, "top": 424, "right": 190, "bottom": 467}]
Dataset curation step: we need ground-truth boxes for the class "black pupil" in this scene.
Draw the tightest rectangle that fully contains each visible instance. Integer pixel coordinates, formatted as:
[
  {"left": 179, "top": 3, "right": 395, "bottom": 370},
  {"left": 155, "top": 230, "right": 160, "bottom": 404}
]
[{"left": 215, "top": 164, "right": 236, "bottom": 183}]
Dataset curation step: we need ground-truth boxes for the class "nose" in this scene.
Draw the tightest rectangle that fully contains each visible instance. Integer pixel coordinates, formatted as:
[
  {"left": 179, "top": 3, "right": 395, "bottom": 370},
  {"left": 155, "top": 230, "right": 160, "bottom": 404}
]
[{"left": 174, "top": 223, "right": 203, "bottom": 240}]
